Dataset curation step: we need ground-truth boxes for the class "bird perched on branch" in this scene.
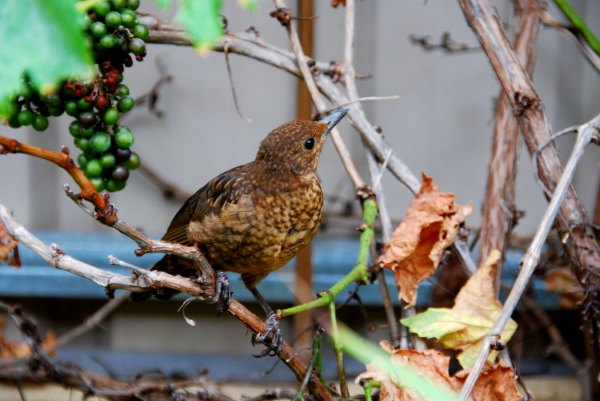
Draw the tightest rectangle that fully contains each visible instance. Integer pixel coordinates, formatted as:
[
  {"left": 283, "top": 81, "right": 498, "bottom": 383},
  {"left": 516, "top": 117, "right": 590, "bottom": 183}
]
[{"left": 131, "top": 109, "right": 348, "bottom": 356}]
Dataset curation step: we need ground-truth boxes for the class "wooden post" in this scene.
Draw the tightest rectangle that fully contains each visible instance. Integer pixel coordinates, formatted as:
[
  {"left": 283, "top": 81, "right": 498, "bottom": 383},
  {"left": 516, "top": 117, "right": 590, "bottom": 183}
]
[{"left": 294, "top": 0, "right": 315, "bottom": 356}]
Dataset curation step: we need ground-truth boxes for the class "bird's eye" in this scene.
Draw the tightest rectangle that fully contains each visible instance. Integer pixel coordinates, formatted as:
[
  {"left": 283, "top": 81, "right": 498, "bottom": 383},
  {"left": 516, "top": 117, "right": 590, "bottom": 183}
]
[{"left": 304, "top": 137, "right": 315, "bottom": 150}]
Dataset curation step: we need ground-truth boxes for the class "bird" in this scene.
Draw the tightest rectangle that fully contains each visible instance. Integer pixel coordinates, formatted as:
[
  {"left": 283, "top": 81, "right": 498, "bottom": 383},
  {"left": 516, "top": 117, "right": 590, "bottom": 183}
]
[{"left": 131, "top": 109, "right": 349, "bottom": 356}]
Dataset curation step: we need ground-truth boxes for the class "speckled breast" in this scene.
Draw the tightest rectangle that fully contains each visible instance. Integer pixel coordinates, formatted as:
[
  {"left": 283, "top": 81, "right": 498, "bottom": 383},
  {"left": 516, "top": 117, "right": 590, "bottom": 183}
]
[{"left": 188, "top": 178, "right": 323, "bottom": 285}]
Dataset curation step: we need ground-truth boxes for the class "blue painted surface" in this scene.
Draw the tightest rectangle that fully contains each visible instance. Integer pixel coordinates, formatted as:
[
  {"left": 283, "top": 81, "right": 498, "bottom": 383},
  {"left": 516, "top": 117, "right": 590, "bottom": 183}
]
[{"left": 0, "top": 231, "right": 560, "bottom": 309}]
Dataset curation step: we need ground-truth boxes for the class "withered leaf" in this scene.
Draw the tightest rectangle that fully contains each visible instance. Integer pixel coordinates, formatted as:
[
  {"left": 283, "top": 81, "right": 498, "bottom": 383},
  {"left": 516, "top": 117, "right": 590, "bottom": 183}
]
[
  {"left": 356, "top": 342, "right": 521, "bottom": 401},
  {"left": 0, "top": 220, "right": 19, "bottom": 267},
  {"left": 378, "top": 173, "right": 472, "bottom": 307},
  {"left": 0, "top": 315, "right": 56, "bottom": 359},
  {"left": 545, "top": 267, "right": 584, "bottom": 309},
  {"left": 401, "top": 250, "right": 517, "bottom": 368}
]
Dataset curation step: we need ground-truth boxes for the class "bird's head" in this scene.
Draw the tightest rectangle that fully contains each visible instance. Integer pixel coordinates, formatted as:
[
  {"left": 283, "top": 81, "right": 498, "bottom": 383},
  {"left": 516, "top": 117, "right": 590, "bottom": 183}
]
[{"left": 255, "top": 109, "right": 348, "bottom": 177}]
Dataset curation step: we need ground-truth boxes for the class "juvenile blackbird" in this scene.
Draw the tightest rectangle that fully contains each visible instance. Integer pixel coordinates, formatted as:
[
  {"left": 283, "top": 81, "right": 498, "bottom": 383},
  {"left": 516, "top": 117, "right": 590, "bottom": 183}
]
[{"left": 132, "top": 109, "right": 348, "bottom": 356}]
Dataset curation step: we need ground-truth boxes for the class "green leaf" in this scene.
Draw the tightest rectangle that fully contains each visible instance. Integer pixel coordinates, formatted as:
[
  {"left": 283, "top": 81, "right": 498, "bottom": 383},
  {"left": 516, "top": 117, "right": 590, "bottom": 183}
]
[
  {"left": 174, "top": 0, "right": 224, "bottom": 54},
  {"left": 238, "top": 0, "right": 258, "bottom": 11},
  {"left": 152, "top": 0, "right": 172, "bottom": 10},
  {"left": 0, "top": 0, "right": 95, "bottom": 117}
]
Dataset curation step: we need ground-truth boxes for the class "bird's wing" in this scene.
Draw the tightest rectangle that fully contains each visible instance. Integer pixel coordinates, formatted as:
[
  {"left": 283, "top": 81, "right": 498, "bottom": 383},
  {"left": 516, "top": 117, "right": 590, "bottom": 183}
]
[{"left": 161, "top": 163, "right": 254, "bottom": 245}]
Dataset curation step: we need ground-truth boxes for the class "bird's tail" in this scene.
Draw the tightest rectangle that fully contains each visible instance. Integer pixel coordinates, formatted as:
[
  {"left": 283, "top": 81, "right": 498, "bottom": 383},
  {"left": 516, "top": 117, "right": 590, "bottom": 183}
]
[{"left": 129, "top": 255, "right": 193, "bottom": 302}]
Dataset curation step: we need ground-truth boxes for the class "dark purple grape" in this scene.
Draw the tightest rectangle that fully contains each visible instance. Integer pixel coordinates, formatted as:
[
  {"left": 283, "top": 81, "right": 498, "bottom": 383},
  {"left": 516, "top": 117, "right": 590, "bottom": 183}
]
[{"left": 111, "top": 165, "right": 129, "bottom": 182}]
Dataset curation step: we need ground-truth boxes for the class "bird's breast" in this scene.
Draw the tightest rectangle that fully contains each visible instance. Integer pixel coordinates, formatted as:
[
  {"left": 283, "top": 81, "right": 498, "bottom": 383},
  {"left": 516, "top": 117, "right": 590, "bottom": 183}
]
[{"left": 188, "top": 179, "right": 323, "bottom": 275}]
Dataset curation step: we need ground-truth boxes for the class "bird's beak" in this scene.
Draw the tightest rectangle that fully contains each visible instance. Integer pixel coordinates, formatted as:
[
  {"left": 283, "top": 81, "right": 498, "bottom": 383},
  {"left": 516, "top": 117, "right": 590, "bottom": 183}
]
[{"left": 319, "top": 108, "right": 349, "bottom": 137}]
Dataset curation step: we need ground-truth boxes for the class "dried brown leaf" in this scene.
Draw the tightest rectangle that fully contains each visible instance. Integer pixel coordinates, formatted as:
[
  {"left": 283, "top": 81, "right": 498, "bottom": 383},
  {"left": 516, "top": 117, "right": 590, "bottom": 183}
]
[
  {"left": 0, "top": 220, "right": 19, "bottom": 266},
  {"left": 357, "top": 343, "right": 521, "bottom": 401},
  {"left": 0, "top": 315, "right": 56, "bottom": 359},
  {"left": 545, "top": 268, "right": 584, "bottom": 309},
  {"left": 378, "top": 174, "right": 472, "bottom": 306}
]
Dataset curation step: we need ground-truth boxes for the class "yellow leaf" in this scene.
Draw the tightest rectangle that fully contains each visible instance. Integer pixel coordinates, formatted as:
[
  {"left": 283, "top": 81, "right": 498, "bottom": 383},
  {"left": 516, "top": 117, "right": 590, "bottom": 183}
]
[
  {"left": 401, "top": 250, "right": 517, "bottom": 368},
  {"left": 378, "top": 174, "right": 472, "bottom": 307}
]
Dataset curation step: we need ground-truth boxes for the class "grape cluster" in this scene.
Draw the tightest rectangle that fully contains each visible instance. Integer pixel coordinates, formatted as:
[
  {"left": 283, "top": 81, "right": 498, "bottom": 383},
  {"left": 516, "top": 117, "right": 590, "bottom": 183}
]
[{"left": 3, "top": 0, "right": 148, "bottom": 193}]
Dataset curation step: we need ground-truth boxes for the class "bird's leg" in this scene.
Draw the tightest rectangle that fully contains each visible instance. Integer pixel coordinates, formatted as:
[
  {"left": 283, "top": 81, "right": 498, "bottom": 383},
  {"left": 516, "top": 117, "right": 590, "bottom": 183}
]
[
  {"left": 249, "top": 287, "right": 283, "bottom": 357},
  {"left": 210, "top": 269, "right": 232, "bottom": 315}
]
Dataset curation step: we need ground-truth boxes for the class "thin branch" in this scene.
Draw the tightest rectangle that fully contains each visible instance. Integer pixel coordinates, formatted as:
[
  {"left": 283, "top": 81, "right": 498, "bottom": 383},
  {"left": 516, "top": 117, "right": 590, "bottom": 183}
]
[
  {"left": 141, "top": 15, "right": 421, "bottom": 193},
  {"left": 224, "top": 43, "right": 252, "bottom": 123},
  {"left": 459, "top": 114, "right": 600, "bottom": 400},
  {"left": 0, "top": 138, "right": 107, "bottom": 216},
  {"left": 458, "top": 0, "right": 600, "bottom": 353},
  {"left": 0, "top": 203, "right": 334, "bottom": 401},
  {"left": 478, "top": 0, "right": 540, "bottom": 292},
  {"left": 271, "top": 1, "right": 366, "bottom": 190},
  {"left": 540, "top": 11, "right": 600, "bottom": 73},
  {"left": 552, "top": 0, "right": 600, "bottom": 57},
  {"left": 138, "top": 163, "right": 191, "bottom": 203},
  {"left": 49, "top": 292, "right": 129, "bottom": 352}
]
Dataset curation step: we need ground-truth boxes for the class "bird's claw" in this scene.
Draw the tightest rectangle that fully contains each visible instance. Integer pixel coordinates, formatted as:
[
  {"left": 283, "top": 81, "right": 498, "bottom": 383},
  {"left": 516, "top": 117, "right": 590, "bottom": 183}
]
[
  {"left": 209, "top": 270, "right": 232, "bottom": 315},
  {"left": 252, "top": 313, "right": 283, "bottom": 358}
]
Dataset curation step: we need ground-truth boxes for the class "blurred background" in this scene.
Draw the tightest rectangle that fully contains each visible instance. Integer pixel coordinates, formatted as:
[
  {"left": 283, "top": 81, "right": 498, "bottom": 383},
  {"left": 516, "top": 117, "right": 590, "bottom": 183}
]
[{"left": 1, "top": 0, "right": 599, "bottom": 399}]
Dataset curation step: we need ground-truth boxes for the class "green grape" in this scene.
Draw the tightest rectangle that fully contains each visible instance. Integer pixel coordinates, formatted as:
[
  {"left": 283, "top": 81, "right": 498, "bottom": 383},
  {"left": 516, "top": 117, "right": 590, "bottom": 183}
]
[
  {"left": 92, "top": 1, "right": 111, "bottom": 17},
  {"left": 132, "top": 23, "right": 149, "bottom": 40},
  {"left": 117, "top": 74, "right": 124, "bottom": 83},
  {"left": 100, "top": 34, "right": 116, "bottom": 48},
  {"left": 80, "top": 126, "right": 96, "bottom": 138},
  {"left": 110, "top": 0, "right": 126, "bottom": 11},
  {"left": 120, "top": 9, "right": 136, "bottom": 27},
  {"left": 65, "top": 101, "right": 78, "bottom": 116},
  {"left": 90, "top": 21, "right": 107, "bottom": 38},
  {"left": 103, "top": 108, "right": 120, "bottom": 125},
  {"left": 106, "top": 178, "right": 126, "bottom": 192},
  {"left": 115, "top": 84, "right": 129, "bottom": 96},
  {"left": 48, "top": 106, "right": 64, "bottom": 117},
  {"left": 77, "top": 97, "right": 93, "bottom": 110},
  {"left": 89, "top": 133, "right": 112, "bottom": 153},
  {"left": 122, "top": 151, "right": 140, "bottom": 170},
  {"left": 32, "top": 114, "right": 49, "bottom": 131},
  {"left": 43, "top": 93, "right": 62, "bottom": 108},
  {"left": 69, "top": 121, "right": 82, "bottom": 137},
  {"left": 76, "top": 137, "right": 92, "bottom": 153},
  {"left": 17, "top": 110, "right": 33, "bottom": 125},
  {"left": 129, "top": 38, "right": 145, "bottom": 55},
  {"left": 105, "top": 11, "right": 122, "bottom": 28},
  {"left": 82, "top": 13, "right": 92, "bottom": 30},
  {"left": 85, "top": 159, "right": 103, "bottom": 177},
  {"left": 100, "top": 153, "right": 116, "bottom": 168},
  {"left": 126, "top": 0, "right": 140, "bottom": 11},
  {"left": 77, "top": 153, "right": 90, "bottom": 168},
  {"left": 117, "top": 96, "right": 134, "bottom": 112},
  {"left": 8, "top": 117, "right": 21, "bottom": 129},
  {"left": 90, "top": 177, "right": 106, "bottom": 192},
  {"left": 114, "top": 126, "right": 134, "bottom": 148}
]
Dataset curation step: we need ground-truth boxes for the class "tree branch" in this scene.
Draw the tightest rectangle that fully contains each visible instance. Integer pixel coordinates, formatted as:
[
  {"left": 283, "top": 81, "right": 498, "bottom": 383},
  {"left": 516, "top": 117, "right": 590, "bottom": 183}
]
[{"left": 0, "top": 203, "right": 334, "bottom": 401}]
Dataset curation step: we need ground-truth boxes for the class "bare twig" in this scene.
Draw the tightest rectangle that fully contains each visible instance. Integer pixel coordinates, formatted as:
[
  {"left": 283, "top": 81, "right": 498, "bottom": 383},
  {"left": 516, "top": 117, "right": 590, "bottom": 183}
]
[
  {"left": 271, "top": 1, "right": 365, "bottom": 190},
  {"left": 458, "top": 0, "right": 600, "bottom": 311},
  {"left": 0, "top": 203, "right": 334, "bottom": 401},
  {"left": 459, "top": 114, "right": 600, "bottom": 400},
  {"left": 478, "top": 0, "right": 540, "bottom": 292},
  {"left": 224, "top": 43, "right": 252, "bottom": 123},
  {"left": 409, "top": 32, "right": 480, "bottom": 53},
  {"left": 49, "top": 292, "right": 129, "bottom": 352},
  {"left": 138, "top": 163, "right": 192, "bottom": 203},
  {"left": 0, "top": 138, "right": 107, "bottom": 216}
]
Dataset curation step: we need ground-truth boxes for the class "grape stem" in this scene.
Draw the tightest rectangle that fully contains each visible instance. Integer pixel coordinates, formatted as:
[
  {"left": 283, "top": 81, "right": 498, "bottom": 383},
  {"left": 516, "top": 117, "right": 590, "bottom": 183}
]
[{"left": 0, "top": 135, "right": 109, "bottom": 219}]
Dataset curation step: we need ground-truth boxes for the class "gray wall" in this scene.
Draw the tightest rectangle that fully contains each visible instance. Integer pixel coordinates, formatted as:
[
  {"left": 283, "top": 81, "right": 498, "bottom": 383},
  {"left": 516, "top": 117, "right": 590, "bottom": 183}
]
[{"left": 1, "top": 0, "right": 598, "bottom": 239}]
